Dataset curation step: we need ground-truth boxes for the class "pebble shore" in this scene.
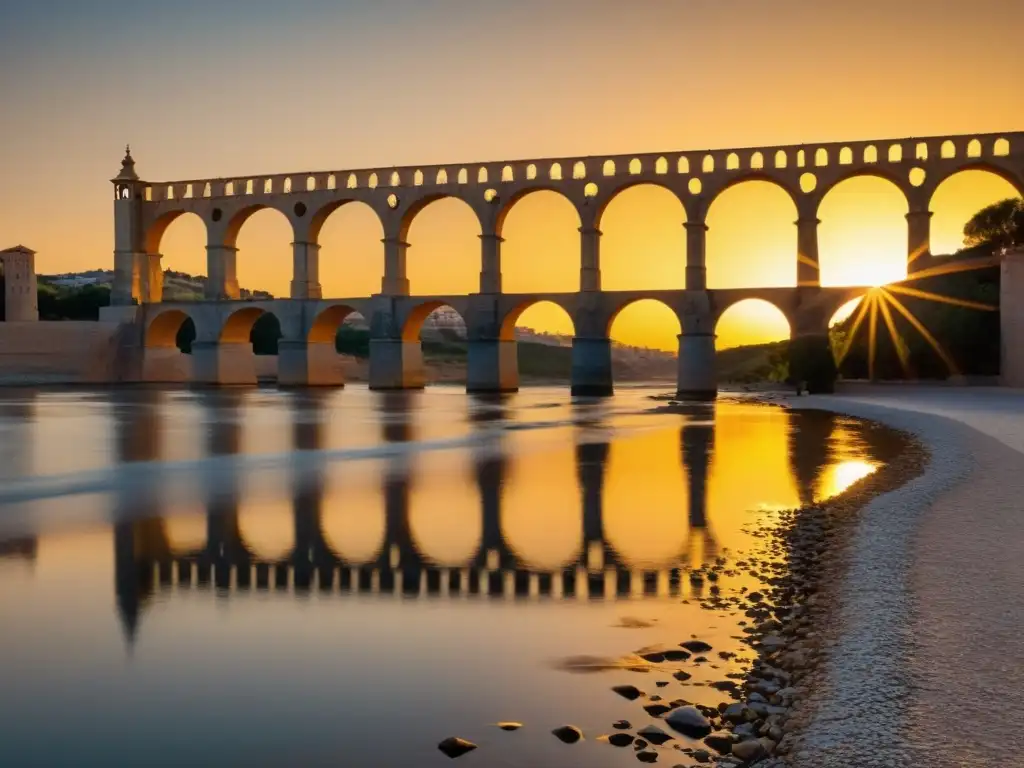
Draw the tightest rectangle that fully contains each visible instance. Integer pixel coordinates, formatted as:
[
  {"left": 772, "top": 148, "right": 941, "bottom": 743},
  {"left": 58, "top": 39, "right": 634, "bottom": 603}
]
[{"left": 437, "top": 394, "right": 999, "bottom": 766}]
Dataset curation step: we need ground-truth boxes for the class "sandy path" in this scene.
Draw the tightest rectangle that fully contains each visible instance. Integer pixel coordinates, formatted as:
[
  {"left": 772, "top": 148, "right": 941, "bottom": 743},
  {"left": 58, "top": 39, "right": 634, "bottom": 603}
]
[{"left": 788, "top": 387, "right": 1024, "bottom": 766}]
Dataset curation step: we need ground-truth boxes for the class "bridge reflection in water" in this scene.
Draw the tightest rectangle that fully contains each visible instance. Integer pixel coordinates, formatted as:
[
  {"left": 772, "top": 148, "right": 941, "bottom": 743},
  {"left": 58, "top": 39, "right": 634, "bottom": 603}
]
[{"left": 111, "top": 390, "right": 890, "bottom": 643}]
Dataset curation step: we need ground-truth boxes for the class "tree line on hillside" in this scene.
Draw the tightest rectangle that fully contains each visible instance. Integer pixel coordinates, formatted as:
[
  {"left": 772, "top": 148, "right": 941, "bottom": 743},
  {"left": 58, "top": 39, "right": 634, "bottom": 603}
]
[{"left": 0, "top": 278, "right": 111, "bottom": 321}]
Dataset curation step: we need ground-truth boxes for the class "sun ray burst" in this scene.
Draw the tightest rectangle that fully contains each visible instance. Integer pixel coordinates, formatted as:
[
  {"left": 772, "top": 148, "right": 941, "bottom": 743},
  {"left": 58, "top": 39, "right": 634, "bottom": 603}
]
[
  {"left": 835, "top": 291, "right": 873, "bottom": 367},
  {"left": 879, "top": 288, "right": 961, "bottom": 375},
  {"left": 876, "top": 292, "right": 912, "bottom": 377},
  {"left": 904, "top": 255, "right": 1000, "bottom": 282},
  {"left": 886, "top": 283, "right": 997, "bottom": 312}
]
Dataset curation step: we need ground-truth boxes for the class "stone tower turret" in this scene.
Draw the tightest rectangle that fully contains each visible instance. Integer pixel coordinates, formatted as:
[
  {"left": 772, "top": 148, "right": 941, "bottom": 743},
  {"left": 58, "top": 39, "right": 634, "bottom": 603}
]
[
  {"left": 0, "top": 245, "right": 39, "bottom": 322},
  {"left": 111, "top": 146, "right": 160, "bottom": 305}
]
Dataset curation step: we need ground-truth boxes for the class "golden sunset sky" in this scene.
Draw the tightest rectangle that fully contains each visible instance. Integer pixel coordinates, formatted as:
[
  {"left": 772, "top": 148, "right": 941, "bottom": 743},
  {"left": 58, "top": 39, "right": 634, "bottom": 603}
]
[{"left": 1, "top": 0, "right": 1022, "bottom": 349}]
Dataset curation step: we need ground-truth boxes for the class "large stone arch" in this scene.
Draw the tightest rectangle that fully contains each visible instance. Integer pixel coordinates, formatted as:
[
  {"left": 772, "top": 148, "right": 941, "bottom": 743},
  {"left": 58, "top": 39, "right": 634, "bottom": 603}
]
[
  {"left": 308, "top": 303, "right": 363, "bottom": 343},
  {"left": 705, "top": 173, "right": 801, "bottom": 218},
  {"left": 221, "top": 203, "right": 298, "bottom": 249},
  {"left": 498, "top": 297, "right": 577, "bottom": 341},
  {"left": 815, "top": 168, "right": 912, "bottom": 216},
  {"left": 710, "top": 291, "right": 796, "bottom": 330},
  {"left": 306, "top": 198, "right": 386, "bottom": 244},
  {"left": 320, "top": 502, "right": 386, "bottom": 565},
  {"left": 399, "top": 299, "right": 469, "bottom": 342},
  {"left": 926, "top": 162, "right": 1024, "bottom": 207},
  {"left": 237, "top": 505, "right": 295, "bottom": 563},
  {"left": 603, "top": 295, "right": 683, "bottom": 338},
  {"left": 494, "top": 185, "right": 583, "bottom": 237},
  {"left": 397, "top": 192, "right": 485, "bottom": 242},
  {"left": 219, "top": 304, "right": 278, "bottom": 343},
  {"left": 592, "top": 179, "right": 688, "bottom": 229},
  {"left": 704, "top": 177, "right": 801, "bottom": 290},
  {"left": 145, "top": 308, "right": 193, "bottom": 348},
  {"left": 144, "top": 209, "right": 209, "bottom": 255},
  {"left": 142, "top": 307, "right": 196, "bottom": 383}
]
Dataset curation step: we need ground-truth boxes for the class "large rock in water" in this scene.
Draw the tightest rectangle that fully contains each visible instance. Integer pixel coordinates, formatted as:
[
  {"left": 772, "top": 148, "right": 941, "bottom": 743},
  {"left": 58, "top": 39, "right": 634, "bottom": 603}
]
[
  {"left": 437, "top": 737, "right": 477, "bottom": 759},
  {"left": 612, "top": 684, "right": 644, "bottom": 701},
  {"left": 665, "top": 706, "right": 713, "bottom": 738},
  {"left": 680, "top": 639, "right": 713, "bottom": 653},
  {"left": 636, "top": 725, "right": 674, "bottom": 745},
  {"left": 551, "top": 725, "right": 584, "bottom": 744}
]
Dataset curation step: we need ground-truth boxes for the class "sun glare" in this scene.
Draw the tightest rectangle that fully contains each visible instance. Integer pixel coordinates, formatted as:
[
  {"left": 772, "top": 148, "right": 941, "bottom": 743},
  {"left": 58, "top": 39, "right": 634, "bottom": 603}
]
[{"left": 818, "top": 177, "right": 908, "bottom": 288}]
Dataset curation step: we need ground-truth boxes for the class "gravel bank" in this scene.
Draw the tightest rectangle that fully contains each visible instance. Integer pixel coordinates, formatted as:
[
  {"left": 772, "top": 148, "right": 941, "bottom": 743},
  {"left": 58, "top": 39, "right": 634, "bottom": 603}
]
[{"left": 780, "top": 392, "right": 1024, "bottom": 767}]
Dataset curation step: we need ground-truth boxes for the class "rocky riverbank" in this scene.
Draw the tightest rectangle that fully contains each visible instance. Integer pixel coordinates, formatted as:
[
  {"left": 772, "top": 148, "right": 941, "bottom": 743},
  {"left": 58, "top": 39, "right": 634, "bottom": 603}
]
[
  {"left": 433, "top": 404, "right": 926, "bottom": 766},
  {"left": 586, "top": 405, "right": 927, "bottom": 766},
  {"left": 629, "top": 415, "right": 926, "bottom": 766}
]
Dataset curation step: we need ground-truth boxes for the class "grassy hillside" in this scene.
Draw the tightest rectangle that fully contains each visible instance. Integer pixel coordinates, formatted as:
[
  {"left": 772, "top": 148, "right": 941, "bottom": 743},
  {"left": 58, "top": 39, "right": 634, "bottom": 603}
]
[{"left": 716, "top": 341, "right": 789, "bottom": 384}]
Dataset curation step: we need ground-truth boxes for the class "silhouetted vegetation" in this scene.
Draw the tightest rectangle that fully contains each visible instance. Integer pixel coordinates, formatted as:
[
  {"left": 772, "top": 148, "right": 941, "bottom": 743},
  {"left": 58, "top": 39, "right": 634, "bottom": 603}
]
[
  {"left": 831, "top": 196, "right": 1016, "bottom": 380},
  {"left": 833, "top": 257, "right": 1000, "bottom": 379},
  {"left": 963, "top": 197, "right": 1024, "bottom": 251},
  {"left": 716, "top": 341, "right": 789, "bottom": 384},
  {"left": 790, "top": 334, "right": 837, "bottom": 393}
]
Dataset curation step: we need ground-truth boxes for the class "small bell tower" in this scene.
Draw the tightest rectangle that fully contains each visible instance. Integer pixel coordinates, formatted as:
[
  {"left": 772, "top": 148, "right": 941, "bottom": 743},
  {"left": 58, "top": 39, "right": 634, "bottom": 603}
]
[{"left": 111, "top": 146, "right": 160, "bottom": 305}]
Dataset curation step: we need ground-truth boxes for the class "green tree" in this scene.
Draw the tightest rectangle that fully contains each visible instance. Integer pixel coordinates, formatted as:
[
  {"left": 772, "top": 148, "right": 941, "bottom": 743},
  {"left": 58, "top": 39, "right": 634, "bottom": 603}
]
[{"left": 962, "top": 197, "right": 1024, "bottom": 251}]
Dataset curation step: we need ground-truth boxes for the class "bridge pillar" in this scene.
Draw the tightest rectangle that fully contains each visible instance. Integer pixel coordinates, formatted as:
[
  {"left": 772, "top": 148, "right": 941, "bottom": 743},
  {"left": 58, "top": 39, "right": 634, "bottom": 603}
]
[
  {"left": 685, "top": 222, "right": 708, "bottom": 290},
  {"left": 278, "top": 340, "right": 345, "bottom": 387},
  {"left": 579, "top": 226, "right": 601, "bottom": 291},
  {"left": 139, "top": 253, "right": 163, "bottom": 303},
  {"left": 369, "top": 338, "right": 425, "bottom": 390},
  {"left": 796, "top": 216, "right": 821, "bottom": 287},
  {"left": 676, "top": 333, "right": 717, "bottom": 400},
  {"left": 290, "top": 242, "right": 322, "bottom": 300},
  {"left": 381, "top": 237, "right": 410, "bottom": 295},
  {"left": 191, "top": 341, "right": 258, "bottom": 385},
  {"left": 1001, "top": 247, "right": 1024, "bottom": 387},
  {"left": 467, "top": 339, "right": 518, "bottom": 393},
  {"left": 112, "top": 251, "right": 143, "bottom": 306},
  {"left": 571, "top": 337, "right": 613, "bottom": 396},
  {"left": 206, "top": 246, "right": 240, "bottom": 300},
  {"left": 479, "top": 233, "right": 503, "bottom": 294},
  {"left": 906, "top": 208, "right": 932, "bottom": 275}
]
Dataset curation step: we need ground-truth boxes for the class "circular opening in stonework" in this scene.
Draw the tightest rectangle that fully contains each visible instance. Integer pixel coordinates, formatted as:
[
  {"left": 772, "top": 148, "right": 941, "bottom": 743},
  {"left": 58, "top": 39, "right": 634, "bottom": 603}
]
[
  {"left": 484, "top": 188, "right": 498, "bottom": 203},
  {"left": 584, "top": 182, "right": 598, "bottom": 198},
  {"left": 294, "top": 202, "right": 307, "bottom": 217},
  {"left": 799, "top": 172, "right": 817, "bottom": 193},
  {"left": 909, "top": 167, "right": 927, "bottom": 187},
  {"left": 688, "top": 178, "right": 702, "bottom": 195},
  {"left": 387, "top": 194, "right": 399, "bottom": 209},
  {"left": 211, "top": 208, "right": 223, "bottom": 222}
]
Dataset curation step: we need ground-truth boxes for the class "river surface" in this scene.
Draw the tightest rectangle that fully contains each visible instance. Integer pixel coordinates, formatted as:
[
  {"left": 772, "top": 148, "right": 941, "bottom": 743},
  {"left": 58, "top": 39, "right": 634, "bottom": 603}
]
[{"left": 0, "top": 386, "right": 902, "bottom": 767}]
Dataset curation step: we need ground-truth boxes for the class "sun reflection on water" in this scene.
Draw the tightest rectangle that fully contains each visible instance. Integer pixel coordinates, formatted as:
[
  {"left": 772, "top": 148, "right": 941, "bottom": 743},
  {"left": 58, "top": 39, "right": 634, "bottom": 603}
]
[{"left": 815, "top": 459, "right": 878, "bottom": 502}]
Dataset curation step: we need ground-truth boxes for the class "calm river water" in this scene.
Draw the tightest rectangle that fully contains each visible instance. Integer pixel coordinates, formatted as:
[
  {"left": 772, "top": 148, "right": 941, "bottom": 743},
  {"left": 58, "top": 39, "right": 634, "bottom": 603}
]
[{"left": 0, "top": 386, "right": 901, "bottom": 767}]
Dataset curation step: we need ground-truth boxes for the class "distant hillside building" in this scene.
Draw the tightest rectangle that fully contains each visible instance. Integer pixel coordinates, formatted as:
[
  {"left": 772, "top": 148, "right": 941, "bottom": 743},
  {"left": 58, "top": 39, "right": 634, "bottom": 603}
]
[{"left": 1, "top": 245, "right": 39, "bottom": 321}]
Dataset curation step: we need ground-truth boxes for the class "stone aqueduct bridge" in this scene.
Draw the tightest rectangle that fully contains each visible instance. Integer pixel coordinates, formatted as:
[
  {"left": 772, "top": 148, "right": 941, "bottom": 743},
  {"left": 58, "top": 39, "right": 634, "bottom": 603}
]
[{"left": 104, "top": 131, "right": 1024, "bottom": 396}]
